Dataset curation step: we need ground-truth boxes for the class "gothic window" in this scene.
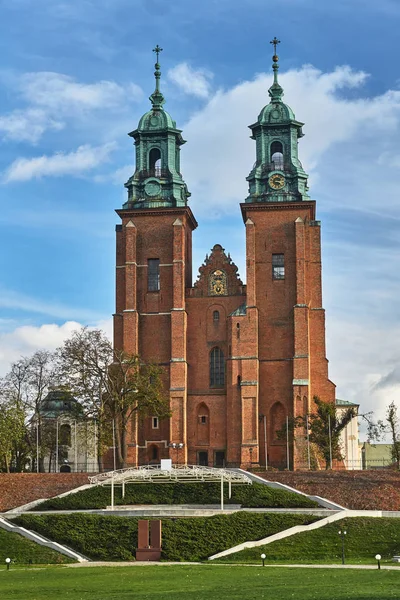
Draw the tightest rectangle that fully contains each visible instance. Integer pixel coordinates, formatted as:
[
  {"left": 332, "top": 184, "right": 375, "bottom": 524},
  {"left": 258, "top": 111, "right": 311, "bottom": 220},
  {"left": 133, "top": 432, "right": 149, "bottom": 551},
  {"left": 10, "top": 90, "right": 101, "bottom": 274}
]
[
  {"left": 59, "top": 424, "right": 71, "bottom": 446},
  {"left": 148, "top": 259, "right": 160, "bottom": 291},
  {"left": 213, "top": 310, "right": 220, "bottom": 323},
  {"left": 149, "top": 147, "right": 161, "bottom": 176},
  {"left": 210, "top": 347, "right": 225, "bottom": 387},
  {"left": 209, "top": 270, "right": 227, "bottom": 296},
  {"left": 152, "top": 416, "right": 159, "bottom": 429},
  {"left": 272, "top": 254, "right": 285, "bottom": 280},
  {"left": 271, "top": 141, "right": 284, "bottom": 170}
]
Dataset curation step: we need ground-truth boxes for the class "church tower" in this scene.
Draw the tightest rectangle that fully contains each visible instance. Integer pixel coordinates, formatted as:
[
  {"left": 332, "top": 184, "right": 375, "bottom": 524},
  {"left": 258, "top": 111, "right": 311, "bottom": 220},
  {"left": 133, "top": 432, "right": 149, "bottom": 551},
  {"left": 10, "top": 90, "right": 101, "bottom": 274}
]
[
  {"left": 114, "top": 42, "right": 336, "bottom": 470},
  {"left": 240, "top": 38, "right": 336, "bottom": 468},
  {"left": 114, "top": 46, "right": 197, "bottom": 466}
]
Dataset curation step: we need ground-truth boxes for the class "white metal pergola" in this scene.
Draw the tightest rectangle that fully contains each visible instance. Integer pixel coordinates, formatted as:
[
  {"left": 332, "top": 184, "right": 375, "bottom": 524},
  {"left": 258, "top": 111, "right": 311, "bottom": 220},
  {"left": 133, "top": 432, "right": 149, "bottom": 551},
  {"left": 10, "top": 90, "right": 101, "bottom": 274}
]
[{"left": 88, "top": 464, "right": 252, "bottom": 510}]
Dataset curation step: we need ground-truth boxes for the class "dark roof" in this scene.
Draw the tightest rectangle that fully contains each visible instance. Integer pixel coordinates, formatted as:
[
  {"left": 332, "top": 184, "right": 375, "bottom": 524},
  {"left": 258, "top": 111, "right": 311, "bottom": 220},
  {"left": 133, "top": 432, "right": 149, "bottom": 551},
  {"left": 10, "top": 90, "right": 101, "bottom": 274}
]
[
  {"left": 336, "top": 398, "right": 359, "bottom": 407},
  {"left": 230, "top": 303, "right": 247, "bottom": 317},
  {"left": 39, "top": 390, "right": 82, "bottom": 418}
]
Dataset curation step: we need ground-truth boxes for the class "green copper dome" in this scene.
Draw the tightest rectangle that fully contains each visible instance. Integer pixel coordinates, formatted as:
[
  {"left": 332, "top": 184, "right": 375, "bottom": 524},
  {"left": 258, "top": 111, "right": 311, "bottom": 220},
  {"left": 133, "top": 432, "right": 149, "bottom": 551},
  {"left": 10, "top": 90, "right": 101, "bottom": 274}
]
[
  {"left": 123, "top": 46, "right": 191, "bottom": 210},
  {"left": 245, "top": 38, "right": 309, "bottom": 204},
  {"left": 137, "top": 107, "right": 177, "bottom": 132},
  {"left": 258, "top": 99, "right": 295, "bottom": 124}
]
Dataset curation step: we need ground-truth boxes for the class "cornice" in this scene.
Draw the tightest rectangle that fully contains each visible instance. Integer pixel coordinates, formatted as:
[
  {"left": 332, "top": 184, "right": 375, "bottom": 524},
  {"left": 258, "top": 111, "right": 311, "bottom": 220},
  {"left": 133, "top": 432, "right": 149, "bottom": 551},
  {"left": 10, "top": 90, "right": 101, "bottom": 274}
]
[
  {"left": 240, "top": 200, "right": 316, "bottom": 222},
  {"left": 116, "top": 205, "right": 198, "bottom": 230}
]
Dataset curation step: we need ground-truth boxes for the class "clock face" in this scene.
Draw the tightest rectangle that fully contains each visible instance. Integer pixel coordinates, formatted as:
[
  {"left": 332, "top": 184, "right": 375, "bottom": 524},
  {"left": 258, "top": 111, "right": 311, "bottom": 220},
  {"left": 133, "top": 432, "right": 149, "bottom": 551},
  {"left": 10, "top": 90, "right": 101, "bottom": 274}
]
[
  {"left": 145, "top": 180, "right": 161, "bottom": 197},
  {"left": 269, "top": 174, "right": 285, "bottom": 190}
]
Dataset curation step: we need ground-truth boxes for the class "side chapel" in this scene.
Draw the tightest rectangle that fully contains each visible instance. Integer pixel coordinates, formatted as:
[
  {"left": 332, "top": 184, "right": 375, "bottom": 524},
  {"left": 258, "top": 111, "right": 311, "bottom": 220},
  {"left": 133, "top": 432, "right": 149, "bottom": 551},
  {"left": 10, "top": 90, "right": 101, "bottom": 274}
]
[{"left": 113, "top": 41, "right": 336, "bottom": 469}]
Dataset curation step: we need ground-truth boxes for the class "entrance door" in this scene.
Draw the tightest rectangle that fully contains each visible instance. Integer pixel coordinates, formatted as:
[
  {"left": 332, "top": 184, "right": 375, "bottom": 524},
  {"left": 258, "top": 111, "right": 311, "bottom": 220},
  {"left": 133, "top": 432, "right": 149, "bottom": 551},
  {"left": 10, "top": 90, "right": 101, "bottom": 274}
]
[
  {"left": 214, "top": 451, "right": 225, "bottom": 467},
  {"left": 198, "top": 451, "right": 208, "bottom": 466}
]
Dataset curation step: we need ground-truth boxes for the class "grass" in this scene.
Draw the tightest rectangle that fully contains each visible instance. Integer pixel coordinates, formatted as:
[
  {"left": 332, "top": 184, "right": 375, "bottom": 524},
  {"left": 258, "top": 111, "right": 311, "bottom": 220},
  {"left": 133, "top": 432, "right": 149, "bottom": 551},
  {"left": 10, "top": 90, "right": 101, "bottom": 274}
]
[
  {"left": 218, "top": 517, "right": 400, "bottom": 565},
  {"left": 0, "top": 565, "right": 399, "bottom": 600},
  {"left": 0, "top": 529, "right": 74, "bottom": 565},
  {"left": 13, "top": 512, "right": 319, "bottom": 562},
  {"left": 34, "top": 481, "right": 318, "bottom": 510}
]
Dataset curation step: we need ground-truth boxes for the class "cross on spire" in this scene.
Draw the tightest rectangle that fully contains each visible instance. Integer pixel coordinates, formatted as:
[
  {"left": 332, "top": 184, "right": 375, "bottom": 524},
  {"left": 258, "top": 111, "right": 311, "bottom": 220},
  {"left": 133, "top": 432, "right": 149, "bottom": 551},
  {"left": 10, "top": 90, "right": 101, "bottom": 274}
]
[
  {"left": 270, "top": 37, "right": 280, "bottom": 56},
  {"left": 153, "top": 44, "right": 163, "bottom": 64}
]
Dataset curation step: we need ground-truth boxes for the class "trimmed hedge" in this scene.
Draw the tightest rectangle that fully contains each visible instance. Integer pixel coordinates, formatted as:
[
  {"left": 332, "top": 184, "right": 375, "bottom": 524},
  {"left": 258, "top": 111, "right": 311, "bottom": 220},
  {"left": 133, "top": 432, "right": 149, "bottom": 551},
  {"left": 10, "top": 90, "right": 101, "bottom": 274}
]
[
  {"left": 34, "top": 481, "right": 318, "bottom": 510},
  {"left": 13, "top": 512, "right": 319, "bottom": 562},
  {"left": 217, "top": 517, "right": 400, "bottom": 565},
  {"left": 0, "top": 528, "right": 74, "bottom": 564}
]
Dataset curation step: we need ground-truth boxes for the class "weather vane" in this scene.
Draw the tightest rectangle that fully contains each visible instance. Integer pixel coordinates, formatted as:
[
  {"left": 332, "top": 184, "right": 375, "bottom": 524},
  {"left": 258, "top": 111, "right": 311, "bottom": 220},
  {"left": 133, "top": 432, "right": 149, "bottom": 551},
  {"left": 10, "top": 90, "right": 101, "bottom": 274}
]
[
  {"left": 153, "top": 45, "right": 163, "bottom": 63},
  {"left": 270, "top": 37, "right": 281, "bottom": 56}
]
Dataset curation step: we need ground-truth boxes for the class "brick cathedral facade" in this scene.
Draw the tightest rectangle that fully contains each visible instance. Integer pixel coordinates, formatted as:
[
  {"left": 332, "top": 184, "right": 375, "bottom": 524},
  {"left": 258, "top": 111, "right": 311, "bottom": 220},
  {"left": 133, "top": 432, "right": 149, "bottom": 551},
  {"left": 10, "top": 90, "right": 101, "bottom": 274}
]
[{"left": 113, "top": 46, "right": 336, "bottom": 470}]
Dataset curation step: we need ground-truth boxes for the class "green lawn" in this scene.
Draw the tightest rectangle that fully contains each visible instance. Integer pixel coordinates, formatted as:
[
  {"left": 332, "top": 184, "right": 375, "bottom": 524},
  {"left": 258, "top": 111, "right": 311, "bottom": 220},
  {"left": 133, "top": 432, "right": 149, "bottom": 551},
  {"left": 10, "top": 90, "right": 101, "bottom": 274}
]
[
  {"left": 34, "top": 481, "right": 318, "bottom": 510},
  {"left": 13, "top": 512, "right": 318, "bottom": 561},
  {"left": 0, "top": 565, "right": 399, "bottom": 600},
  {"left": 0, "top": 529, "right": 73, "bottom": 565},
  {"left": 218, "top": 517, "right": 400, "bottom": 565}
]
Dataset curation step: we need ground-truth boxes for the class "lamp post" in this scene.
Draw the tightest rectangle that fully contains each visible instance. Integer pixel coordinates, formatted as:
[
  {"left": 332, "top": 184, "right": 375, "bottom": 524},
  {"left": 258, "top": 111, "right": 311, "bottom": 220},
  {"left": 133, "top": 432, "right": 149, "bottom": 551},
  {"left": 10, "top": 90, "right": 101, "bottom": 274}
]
[
  {"left": 375, "top": 554, "right": 381, "bottom": 570},
  {"left": 261, "top": 553, "right": 266, "bottom": 567},
  {"left": 5, "top": 558, "right": 11, "bottom": 570},
  {"left": 338, "top": 530, "right": 347, "bottom": 565},
  {"left": 169, "top": 442, "right": 184, "bottom": 465}
]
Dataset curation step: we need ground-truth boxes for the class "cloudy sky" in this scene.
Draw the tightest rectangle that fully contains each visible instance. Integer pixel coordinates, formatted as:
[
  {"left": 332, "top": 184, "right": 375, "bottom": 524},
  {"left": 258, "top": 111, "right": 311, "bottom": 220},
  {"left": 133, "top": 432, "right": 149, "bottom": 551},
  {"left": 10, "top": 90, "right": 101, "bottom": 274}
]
[{"left": 0, "top": 0, "right": 400, "bottom": 431}]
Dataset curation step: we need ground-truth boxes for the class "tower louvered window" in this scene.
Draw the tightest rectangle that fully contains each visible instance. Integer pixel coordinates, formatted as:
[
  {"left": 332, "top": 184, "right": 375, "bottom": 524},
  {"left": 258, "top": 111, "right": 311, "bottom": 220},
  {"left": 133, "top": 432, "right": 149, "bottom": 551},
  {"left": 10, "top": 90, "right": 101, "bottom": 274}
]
[{"left": 210, "top": 347, "right": 225, "bottom": 387}]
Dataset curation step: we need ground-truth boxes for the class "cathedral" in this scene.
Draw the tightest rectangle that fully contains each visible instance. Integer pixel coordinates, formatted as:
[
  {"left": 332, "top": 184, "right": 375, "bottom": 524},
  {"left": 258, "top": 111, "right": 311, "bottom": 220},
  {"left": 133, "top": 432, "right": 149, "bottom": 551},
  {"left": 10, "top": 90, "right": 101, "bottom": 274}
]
[{"left": 113, "top": 42, "right": 336, "bottom": 470}]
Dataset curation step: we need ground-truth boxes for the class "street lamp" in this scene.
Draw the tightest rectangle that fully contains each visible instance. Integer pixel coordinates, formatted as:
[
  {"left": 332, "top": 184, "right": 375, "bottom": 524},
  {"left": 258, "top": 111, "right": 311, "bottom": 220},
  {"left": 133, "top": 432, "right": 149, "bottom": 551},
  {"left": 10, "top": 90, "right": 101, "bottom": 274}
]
[
  {"left": 5, "top": 558, "right": 11, "bottom": 570},
  {"left": 261, "top": 553, "right": 266, "bottom": 567},
  {"left": 169, "top": 442, "right": 184, "bottom": 465},
  {"left": 375, "top": 554, "right": 381, "bottom": 570},
  {"left": 338, "top": 530, "right": 347, "bottom": 565}
]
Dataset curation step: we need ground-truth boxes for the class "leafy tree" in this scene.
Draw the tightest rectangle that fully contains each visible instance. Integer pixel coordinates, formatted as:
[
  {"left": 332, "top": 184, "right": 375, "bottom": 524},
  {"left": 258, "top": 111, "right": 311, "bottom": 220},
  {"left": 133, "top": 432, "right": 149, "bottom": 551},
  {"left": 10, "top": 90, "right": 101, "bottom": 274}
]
[
  {"left": 0, "top": 399, "right": 25, "bottom": 472},
  {"left": 56, "top": 327, "right": 169, "bottom": 469},
  {"left": 277, "top": 396, "right": 357, "bottom": 469}
]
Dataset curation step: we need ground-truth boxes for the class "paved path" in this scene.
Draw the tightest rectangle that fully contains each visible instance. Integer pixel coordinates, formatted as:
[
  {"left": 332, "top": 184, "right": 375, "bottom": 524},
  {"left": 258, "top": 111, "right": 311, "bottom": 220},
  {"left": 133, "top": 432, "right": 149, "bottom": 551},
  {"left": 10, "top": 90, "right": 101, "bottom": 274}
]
[{"left": 64, "top": 561, "right": 400, "bottom": 570}]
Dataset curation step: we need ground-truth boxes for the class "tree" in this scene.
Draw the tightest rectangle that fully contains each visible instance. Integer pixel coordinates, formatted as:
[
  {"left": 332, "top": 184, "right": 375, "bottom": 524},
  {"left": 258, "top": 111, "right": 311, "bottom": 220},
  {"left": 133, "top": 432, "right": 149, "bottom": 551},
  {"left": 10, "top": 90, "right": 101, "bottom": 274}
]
[
  {"left": 56, "top": 327, "right": 169, "bottom": 469},
  {"left": 277, "top": 396, "right": 357, "bottom": 469},
  {"left": 368, "top": 401, "right": 400, "bottom": 469},
  {"left": 0, "top": 350, "right": 56, "bottom": 472},
  {"left": 0, "top": 398, "right": 25, "bottom": 472}
]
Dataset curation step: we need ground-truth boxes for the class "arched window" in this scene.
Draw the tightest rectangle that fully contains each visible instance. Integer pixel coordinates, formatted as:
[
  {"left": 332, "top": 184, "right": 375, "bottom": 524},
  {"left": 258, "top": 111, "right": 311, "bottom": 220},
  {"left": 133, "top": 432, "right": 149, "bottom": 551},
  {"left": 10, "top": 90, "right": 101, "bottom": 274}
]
[
  {"left": 213, "top": 310, "right": 220, "bottom": 323},
  {"left": 210, "top": 347, "right": 225, "bottom": 387},
  {"left": 59, "top": 424, "right": 71, "bottom": 446},
  {"left": 270, "top": 141, "right": 284, "bottom": 170},
  {"left": 149, "top": 148, "right": 161, "bottom": 176}
]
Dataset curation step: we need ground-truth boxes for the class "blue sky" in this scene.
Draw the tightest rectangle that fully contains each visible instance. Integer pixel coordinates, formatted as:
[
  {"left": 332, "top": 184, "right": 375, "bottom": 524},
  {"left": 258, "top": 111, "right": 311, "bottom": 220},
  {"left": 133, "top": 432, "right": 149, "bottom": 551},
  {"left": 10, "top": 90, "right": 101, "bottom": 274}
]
[{"left": 1, "top": 0, "right": 400, "bottom": 423}]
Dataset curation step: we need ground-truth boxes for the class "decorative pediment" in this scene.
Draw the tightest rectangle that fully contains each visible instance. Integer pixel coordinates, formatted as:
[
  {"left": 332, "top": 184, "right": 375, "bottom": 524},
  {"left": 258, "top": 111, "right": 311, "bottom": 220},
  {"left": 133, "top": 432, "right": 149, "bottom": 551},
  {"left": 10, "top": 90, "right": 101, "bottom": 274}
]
[{"left": 192, "top": 244, "right": 244, "bottom": 297}]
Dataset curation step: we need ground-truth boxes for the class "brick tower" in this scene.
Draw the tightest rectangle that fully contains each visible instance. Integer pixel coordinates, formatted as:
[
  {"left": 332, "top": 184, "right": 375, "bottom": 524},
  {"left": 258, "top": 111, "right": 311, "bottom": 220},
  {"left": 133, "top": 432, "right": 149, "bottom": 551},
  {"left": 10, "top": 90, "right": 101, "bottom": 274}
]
[{"left": 114, "top": 43, "right": 335, "bottom": 469}]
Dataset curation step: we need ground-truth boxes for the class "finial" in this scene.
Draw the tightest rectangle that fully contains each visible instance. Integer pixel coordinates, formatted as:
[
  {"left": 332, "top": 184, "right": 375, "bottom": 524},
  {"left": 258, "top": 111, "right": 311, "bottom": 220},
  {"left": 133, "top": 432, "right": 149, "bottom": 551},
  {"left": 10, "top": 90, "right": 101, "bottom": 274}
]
[
  {"left": 268, "top": 36, "right": 284, "bottom": 103},
  {"left": 150, "top": 44, "right": 165, "bottom": 109},
  {"left": 270, "top": 36, "right": 280, "bottom": 59}
]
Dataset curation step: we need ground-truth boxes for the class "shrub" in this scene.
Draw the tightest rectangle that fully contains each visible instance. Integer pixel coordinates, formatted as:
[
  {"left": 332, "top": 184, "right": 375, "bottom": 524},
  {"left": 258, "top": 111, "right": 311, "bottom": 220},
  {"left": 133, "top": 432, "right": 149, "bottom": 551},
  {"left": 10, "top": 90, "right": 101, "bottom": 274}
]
[
  {"left": 33, "top": 481, "right": 318, "bottom": 511},
  {"left": 13, "top": 512, "right": 319, "bottom": 562}
]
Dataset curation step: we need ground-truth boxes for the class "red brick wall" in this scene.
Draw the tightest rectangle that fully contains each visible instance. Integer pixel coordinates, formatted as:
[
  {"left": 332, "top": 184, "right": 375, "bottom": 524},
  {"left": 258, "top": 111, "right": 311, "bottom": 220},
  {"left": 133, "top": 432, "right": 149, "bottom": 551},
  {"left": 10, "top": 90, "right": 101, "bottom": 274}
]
[{"left": 0, "top": 473, "right": 92, "bottom": 511}]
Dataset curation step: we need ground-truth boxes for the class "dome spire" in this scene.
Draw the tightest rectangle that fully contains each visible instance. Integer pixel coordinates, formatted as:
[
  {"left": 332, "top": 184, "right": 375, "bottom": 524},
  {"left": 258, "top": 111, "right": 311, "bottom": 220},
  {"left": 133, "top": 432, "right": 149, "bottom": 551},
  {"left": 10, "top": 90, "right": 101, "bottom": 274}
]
[
  {"left": 150, "top": 44, "right": 165, "bottom": 108},
  {"left": 268, "top": 36, "right": 284, "bottom": 103}
]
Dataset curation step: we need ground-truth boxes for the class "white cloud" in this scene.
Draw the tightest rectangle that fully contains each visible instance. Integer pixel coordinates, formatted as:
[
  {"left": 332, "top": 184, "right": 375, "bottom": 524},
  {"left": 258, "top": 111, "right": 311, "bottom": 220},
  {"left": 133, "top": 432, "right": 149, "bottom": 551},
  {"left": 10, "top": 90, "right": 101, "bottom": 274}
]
[
  {"left": 3, "top": 142, "right": 117, "bottom": 182},
  {"left": 19, "top": 72, "right": 143, "bottom": 111},
  {"left": 0, "top": 108, "right": 64, "bottom": 143},
  {"left": 0, "top": 71, "right": 142, "bottom": 144},
  {"left": 181, "top": 65, "right": 400, "bottom": 217},
  {"left": 168, "top": 62, "right": 213, "bottom": 99},
  {"left": 0, "top": 319, "right": 113, "bottom": 376}
]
